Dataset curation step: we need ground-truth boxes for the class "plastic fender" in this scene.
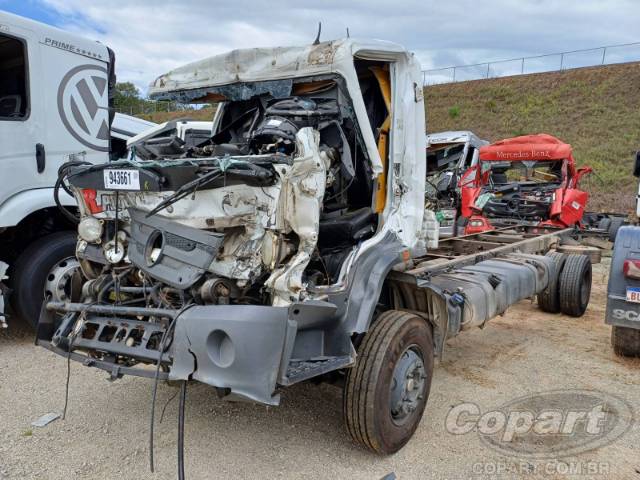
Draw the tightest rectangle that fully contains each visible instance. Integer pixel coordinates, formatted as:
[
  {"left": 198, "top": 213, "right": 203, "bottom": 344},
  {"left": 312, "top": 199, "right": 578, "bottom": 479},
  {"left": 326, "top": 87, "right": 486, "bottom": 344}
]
[
  {"left": 0, "top": 188, "right": 75, "bottom": 228},
  {"left": 559, "top": 189, "right": 588, "bottom": 226}
]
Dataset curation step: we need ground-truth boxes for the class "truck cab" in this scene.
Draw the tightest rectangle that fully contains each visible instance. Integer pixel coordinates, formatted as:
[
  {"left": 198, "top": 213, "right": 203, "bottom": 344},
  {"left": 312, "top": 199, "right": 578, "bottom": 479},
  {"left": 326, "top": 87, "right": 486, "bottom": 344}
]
[
  {"left": 425, "top": 131, "right": 488, "bottom": 237},
  {"left": 605, "top": 151, "right": 640, "bottom": 357},
  {"left": 0, "top": 12, "right": 152, "bottom": 326}
]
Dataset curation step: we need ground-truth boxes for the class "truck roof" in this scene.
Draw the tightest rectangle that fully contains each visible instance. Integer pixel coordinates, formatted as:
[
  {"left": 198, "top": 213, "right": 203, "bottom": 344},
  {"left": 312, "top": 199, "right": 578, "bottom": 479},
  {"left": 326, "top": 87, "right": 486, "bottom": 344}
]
[
  {"left": 426, "top": 131, "right": 488, "bottom": 148},
  {"left": 148, "top": 38, "right": 408, "bottom": 101},
  {"left": 479, "top": 134, "right": 573, "bottom": 162},
  {"left": 0, "top": 10, "right": 110, "bottom": 63},
  {"left": 111, "top": 113, "right": 157, "bottom": 141}
]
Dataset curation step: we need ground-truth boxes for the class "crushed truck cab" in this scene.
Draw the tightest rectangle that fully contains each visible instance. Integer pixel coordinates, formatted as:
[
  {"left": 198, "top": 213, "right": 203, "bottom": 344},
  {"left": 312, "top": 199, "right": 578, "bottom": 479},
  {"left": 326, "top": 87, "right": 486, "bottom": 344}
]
[
  {"left": 460, "top": 134, "right": 592, "bottom": 234},
  {"left": 37, "top": 39, "right": 593, "bottom": 455}
]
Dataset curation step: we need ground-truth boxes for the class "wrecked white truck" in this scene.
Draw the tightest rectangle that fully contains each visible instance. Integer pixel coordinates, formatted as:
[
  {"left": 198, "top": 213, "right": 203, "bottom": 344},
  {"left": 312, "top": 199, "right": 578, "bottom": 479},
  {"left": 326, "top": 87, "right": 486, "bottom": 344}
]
[{"left": 37, "top": 39, "right": 592, "bottom": 456}]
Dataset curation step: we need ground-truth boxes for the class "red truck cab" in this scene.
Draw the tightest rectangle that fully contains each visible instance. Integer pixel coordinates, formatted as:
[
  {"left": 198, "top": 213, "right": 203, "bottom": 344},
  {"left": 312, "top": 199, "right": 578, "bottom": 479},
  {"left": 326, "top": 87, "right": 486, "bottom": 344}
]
[{"left": 459, "top": 134, "right": 592, "bottom": 234}]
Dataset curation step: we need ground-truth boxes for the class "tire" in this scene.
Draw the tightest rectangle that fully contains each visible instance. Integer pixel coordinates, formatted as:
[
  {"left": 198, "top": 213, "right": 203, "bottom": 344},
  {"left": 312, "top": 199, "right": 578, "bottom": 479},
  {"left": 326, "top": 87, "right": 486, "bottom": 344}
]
[
  {"left": 558, "top": 254, "right": 592, "bottom": 317},
  {"left": 343, "top": 310, "right": 434, "bottom": 455},
  {"left": 597, "top": 217, "right": 611, "bottom": 231},
  {"left": 611, "top": 326, "right": 640, "bottom": 358},
  {"left": 608, "top": 217, "right": 625, "bottom": 242},
  {"left": 538, "top": 251, "right": 566, "bottom": 313},
  {"left": 10, "top": 231, "right": 77, "bottom": 328}
]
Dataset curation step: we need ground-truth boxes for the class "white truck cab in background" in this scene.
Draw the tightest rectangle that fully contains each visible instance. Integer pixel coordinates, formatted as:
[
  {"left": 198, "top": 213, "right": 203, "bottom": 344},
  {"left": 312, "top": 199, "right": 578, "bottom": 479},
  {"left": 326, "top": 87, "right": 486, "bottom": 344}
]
[
  {"left": 425, "top": 131, "right": 488, "bottom": 237},
  {"left": 0, "top": 11, "right": 152, "bottom": 326}
]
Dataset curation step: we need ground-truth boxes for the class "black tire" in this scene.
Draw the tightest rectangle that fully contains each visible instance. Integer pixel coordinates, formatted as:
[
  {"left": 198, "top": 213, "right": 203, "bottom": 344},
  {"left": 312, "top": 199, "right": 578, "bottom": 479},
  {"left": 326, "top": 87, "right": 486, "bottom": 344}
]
[
  {"left": 597, "top": 217, "right": 611, "bottom": 231},
  {"left": 538, "top": 251, "right": 566, "bottom": 313},
  {"left": 10, "top": 231, "right": 77, "bottom": 328},
  {"left": 608, "top": 217, "right": 625, "bottom": 242},
  {"left": 558, "top": 254, "right": 592, "bottom": 317},
  {"left": 343, "top": 310, "right": 434, "bottom": 455},
  {"left": 611, "top": 326, "right": 640, "bottom": 358}
]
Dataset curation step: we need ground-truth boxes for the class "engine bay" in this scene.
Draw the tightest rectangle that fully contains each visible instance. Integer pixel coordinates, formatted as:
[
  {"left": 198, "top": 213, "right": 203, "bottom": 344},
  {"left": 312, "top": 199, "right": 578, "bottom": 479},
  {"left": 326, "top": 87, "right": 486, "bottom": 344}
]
[
  {"left": 57, "top": 69, "right": 389, "bottom": 313},
  {"left": 477, "top": 160, "right": 562, "bottom": 222}
]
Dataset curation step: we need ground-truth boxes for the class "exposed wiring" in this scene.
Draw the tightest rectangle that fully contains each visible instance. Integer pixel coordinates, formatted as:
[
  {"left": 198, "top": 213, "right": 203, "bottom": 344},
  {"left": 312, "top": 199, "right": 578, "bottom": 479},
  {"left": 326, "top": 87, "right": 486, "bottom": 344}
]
[
  {"left": 177, "top": 381, "right": 187, "bottom": 480},
  {"left": 325, "top": 135, "right": 359, "bottom": 203},
  {"left": 149, "top": 303, "right": 193, "bottom": 473},
  {"left": 114, "top": 190, "right": 120, "bottom": 255},
  {"left": 159, "top": 388, "right": 180, "bottom": 424}
]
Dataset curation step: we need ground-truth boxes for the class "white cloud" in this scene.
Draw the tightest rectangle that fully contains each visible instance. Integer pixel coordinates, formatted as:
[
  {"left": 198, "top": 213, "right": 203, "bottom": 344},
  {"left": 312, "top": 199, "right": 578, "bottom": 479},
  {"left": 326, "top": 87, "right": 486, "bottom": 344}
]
[{"left": 38, "top": 0, "right": 640, "bottom": 93}]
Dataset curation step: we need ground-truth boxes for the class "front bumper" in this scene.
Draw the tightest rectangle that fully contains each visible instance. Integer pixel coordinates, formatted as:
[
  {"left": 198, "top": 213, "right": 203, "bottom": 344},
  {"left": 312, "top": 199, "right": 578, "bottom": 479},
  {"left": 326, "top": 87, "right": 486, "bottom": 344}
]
[
  {"left": 37, "top": 300, "right": 341, "bottom": 405},
  {"left": 605, "top": 293, "right": 640, "bottom": 330}
]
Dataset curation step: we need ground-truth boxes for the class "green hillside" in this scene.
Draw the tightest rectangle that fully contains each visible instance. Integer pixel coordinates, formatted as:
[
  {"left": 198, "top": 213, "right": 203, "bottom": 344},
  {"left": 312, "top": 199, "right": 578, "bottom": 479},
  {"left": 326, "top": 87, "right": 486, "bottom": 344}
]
[{"left": 425, "top": 62, "right": 640, "bottom": 213}]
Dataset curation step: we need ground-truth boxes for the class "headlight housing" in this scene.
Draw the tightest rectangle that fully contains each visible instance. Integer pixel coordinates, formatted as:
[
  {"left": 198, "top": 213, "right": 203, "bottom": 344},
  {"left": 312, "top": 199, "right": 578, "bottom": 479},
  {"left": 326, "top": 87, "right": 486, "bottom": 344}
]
[{"left": 78, "top": 217, "right": 103, "bottom": 243}]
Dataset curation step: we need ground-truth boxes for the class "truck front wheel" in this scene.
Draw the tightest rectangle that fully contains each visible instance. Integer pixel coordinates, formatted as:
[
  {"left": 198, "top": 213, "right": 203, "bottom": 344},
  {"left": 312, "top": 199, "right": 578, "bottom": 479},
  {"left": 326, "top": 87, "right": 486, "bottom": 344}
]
[
  {"left": 11, "top": 231, "right": 78, "bottom": 328},
  {"left": 611, "top": 326, "right": 640, "bottom": 357},
  {"left": 343, "top": 310, "right": 434, "bottom": 454}
]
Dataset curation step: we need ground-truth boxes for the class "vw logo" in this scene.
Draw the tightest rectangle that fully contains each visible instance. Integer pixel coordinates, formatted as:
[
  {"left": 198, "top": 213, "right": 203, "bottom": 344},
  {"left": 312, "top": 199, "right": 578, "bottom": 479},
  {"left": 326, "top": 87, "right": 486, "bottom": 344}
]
[{"left": 57, "top": 64, "right": 110, "bottom": 152}]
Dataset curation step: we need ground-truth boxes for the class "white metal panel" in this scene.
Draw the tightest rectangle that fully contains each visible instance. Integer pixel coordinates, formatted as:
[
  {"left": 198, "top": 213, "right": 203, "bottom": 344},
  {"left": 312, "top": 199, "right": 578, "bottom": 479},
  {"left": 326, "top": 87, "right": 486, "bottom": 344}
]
[{"left": 0, "top": 11, "right": 111, "bottom": 227}]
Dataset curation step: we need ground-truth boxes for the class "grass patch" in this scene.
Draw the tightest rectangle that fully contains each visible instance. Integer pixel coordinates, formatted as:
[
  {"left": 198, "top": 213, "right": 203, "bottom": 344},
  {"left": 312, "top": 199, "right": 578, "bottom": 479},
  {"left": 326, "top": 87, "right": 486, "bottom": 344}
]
[{"left": 425, "top": 62, "right": 640, "bottom": 212}]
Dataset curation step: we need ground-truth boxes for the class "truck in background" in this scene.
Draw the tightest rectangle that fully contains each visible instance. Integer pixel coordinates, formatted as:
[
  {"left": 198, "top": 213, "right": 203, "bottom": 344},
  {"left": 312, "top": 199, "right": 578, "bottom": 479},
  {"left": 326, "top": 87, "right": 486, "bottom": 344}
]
[
  {"left": 425, "top": 131, "right": 488, "bottom": 237},
  {"left": 459, "top": 134, "right": 592, "bottom": 235},
  {"left": 605, "top": 151, "right": 640, "bottom": 357},
  {"left": 0, "top": 11, "right": 153, "bottom": 327}
]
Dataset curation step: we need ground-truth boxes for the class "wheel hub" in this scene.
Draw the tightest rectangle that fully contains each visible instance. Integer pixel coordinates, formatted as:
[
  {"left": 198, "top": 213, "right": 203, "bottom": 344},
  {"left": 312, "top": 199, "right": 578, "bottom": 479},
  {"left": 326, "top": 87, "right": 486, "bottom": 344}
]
[
  {"left": 44, "top": 257, "right": 80, "bottom": 303},
  {"left": 390, "top": 346, "right": 426, "bottom": 424}
]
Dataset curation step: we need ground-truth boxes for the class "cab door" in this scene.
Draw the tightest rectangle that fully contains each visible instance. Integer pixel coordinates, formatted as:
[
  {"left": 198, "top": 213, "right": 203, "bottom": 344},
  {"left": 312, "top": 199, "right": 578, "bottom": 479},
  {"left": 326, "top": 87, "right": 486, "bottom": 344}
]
[{"left": 0, "top": 22, "right": 43, "bottom": 209}]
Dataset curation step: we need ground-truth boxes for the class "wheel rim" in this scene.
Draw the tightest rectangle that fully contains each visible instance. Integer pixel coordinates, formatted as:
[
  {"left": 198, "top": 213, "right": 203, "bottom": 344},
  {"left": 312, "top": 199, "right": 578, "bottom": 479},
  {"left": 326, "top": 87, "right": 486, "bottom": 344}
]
[
  {"left": 44, "top": 256, "right": 80, "bottom": 302},
  {"left": 389, "top": 345, "right": 426, "bottom": 425}
]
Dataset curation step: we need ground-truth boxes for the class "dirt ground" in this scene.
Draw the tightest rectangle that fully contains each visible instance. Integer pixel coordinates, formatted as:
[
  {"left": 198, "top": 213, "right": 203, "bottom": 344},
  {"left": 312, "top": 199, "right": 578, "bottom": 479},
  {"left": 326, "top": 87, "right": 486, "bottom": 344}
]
[{"left": 0, "top": 258, "right": 638, "bottom": 480}]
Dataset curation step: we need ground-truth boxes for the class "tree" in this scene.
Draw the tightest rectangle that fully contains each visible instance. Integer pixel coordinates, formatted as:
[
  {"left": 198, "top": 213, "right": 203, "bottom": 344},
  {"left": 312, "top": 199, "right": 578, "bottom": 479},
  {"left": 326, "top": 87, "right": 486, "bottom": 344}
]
[{"left": 114, "top": 82, "right": 143, "bottom": 108}]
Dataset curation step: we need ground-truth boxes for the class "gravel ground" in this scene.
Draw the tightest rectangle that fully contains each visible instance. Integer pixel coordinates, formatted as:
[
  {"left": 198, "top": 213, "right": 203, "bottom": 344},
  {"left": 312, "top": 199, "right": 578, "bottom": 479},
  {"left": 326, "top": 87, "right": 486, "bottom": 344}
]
[{"left": 0, "top": 259, "right": 638, "bottom": 480}]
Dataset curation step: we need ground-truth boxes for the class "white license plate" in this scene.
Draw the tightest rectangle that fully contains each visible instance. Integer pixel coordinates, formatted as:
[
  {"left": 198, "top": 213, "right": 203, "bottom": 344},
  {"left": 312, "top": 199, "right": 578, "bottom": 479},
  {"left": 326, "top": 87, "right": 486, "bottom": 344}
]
[
  {"left": 103, "top": 169, "right": 140, "bottom": 190},
  {"left": 626, "top": 287, "right": 640, "bottom": 303}
]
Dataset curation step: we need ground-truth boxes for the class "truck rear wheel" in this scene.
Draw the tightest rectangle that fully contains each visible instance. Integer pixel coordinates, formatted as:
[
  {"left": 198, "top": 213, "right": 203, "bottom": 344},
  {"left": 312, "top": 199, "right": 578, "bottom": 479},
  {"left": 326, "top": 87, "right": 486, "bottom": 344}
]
[
  {"left": 608, "top": 217, "right": 624, "bottom": 242},
  {"left": 559, "top": 254, "right": 592, "bottom": 317},
  {"left": 11, "top": 231, "right": 78, "bottom": 328},
  {"left": 343, "top": 310, "right": 434, "bottom": 454},
  {"left": 538, "top": 251, "right": 566, "bottom": 313},
  {"left": 611, "top": 326, "right": 640, "bottom": 357}
]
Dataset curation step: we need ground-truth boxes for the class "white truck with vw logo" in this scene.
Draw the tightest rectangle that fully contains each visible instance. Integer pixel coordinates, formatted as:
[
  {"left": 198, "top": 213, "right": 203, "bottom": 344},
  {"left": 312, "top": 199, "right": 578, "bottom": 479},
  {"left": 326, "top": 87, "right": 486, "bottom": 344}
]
[
  {"left": 605, "top": 151, "right": 640, "bottom": 357},
  {"left": 0, "top": 11, "right": 153, "bottom": 327}
]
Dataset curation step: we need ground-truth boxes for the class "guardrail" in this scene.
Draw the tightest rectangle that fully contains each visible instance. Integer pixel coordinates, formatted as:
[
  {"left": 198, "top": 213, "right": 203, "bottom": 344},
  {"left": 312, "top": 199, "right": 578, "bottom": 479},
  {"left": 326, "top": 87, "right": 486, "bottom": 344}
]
[{"left": 422, "top": 41, "right": 640, "bottom": 85}]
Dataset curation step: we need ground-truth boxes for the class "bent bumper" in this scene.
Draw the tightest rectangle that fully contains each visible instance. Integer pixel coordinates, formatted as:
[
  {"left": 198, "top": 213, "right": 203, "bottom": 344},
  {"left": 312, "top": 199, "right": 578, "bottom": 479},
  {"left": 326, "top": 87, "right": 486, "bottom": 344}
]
[{"left": 37, "top": 301, "right": 337, "bottom": 405}]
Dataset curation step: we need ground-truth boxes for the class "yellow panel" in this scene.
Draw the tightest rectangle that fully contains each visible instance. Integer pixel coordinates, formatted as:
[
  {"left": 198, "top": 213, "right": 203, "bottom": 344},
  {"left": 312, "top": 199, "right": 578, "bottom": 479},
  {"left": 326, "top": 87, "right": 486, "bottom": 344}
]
[{"left": 370, "top": 66, "right": 391, "bottom": 213}]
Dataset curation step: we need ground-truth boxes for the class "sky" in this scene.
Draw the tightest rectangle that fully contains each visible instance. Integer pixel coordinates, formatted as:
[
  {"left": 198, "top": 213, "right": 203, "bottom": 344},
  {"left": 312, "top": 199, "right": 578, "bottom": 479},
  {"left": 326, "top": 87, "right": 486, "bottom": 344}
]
[{"left": 2, "top": 0, "right": 640, "bottom": 92}]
